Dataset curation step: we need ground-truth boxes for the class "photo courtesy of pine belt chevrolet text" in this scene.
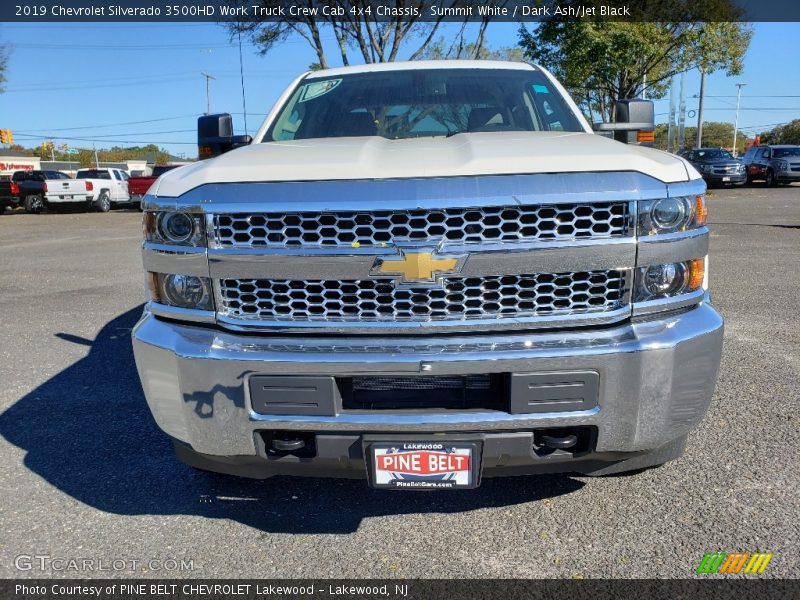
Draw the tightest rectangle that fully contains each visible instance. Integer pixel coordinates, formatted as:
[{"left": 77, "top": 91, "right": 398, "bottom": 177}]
[{"left": 132, "top": 60, "right": 723, "bottom": 490}]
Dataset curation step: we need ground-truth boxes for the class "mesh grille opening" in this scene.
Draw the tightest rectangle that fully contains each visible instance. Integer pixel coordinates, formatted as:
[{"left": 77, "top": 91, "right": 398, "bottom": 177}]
[
  {"left": 213, "top": 202, "right": 630, "bottom": 248},
  {"left": 341, "top": 374, "right": 505, "bottom": 411}
]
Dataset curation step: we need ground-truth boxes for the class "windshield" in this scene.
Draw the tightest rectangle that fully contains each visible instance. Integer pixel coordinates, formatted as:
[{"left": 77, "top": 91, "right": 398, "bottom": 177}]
[
  {"left": 774, "top": 147, "right": 800, "bottom": 158},
  {"left": 694, "top": 149, "right": 734, "bottom": 161},
  {"left": 76, "top": 170, "right": 111, "bottom": 180},
  {"left": 266, "top": 68, "right": 584, "bottom": 141},
  {"left": 152, "top": 165, "right": 177, "bottom": 177}
]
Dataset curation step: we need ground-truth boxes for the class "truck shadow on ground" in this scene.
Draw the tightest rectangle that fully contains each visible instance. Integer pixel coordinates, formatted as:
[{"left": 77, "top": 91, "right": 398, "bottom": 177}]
[{"left": 0, "top": 306, "right": 585, "bottom": 534}]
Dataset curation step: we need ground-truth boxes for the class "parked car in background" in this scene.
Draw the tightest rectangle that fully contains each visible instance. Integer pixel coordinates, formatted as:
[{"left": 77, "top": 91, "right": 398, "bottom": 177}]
[
  {"left": 684, "top": 148, "right": 746, "bottom": 187},
  {"left": 0, "top": 170, "right": 92, "bottom": 213},
  {"left": 75, "top": 168, "right": 131, "bottom": 211},
  {"left": 128, "top": 165, "right": 181, "bottom": 209},
  {"left": 741, "top": 145, "right": 800, "bottom": 186}
]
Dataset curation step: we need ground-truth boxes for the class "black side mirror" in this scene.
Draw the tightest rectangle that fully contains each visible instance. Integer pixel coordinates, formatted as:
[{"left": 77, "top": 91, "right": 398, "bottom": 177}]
[
  {"left": 593, "top": 99, "right": 655, "bottom": 146},
  {"left": 197, "top": 113, "right": 252, "bottom": 159}
]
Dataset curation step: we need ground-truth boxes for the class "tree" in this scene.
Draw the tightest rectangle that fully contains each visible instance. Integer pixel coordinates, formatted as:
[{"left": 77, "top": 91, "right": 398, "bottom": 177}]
[
  {"left": 419, "top": 35, "right": 523, "bottom": 62},
  {"left": 228, "top": 1, "right": 505, "bottom": 69},
  {"left": 519, "top": 2, "right": 752, "bottom": 122},
  {"left": 760, "top": 119, "right": 800, "bottom": 145},
  {"left": 654, "top": 121, "right": 747, "bottom": 154}
]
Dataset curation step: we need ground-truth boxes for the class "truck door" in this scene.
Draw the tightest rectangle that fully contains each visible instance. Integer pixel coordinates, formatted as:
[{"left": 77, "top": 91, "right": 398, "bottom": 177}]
[{"left": 112, "top": 170, "right": 128, "bottom": 201}]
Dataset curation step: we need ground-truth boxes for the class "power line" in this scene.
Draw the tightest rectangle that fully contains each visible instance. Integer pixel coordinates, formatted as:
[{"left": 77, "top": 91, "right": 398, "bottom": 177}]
[
  {"left": 12, "top": 133, "right": 196, "bottom": 145},
  {"left": 21, "top": 115, "right": 199, "bottom": 133},
  {"left": 17, "top": 129, "right": 195, "bottom": 138}
]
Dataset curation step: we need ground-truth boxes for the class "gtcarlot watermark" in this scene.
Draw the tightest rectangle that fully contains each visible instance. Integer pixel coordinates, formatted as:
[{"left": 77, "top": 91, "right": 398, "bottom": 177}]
[{"left": 14, "top": 554, "right": 197, "bottom": 573}]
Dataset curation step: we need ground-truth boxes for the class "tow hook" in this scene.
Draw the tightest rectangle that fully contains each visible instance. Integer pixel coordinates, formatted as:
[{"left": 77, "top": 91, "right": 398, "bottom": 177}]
[
  {"left": 540, "top": 434, "right": 578, "bottom": 450},
  {"left": 271, "top": 438, "right": 306, "bottom": 453}
]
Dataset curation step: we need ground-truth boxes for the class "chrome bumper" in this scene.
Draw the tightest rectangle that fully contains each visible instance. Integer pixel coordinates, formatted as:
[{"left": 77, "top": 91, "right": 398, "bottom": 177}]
[{"left": 132, "top": 301, "right": 723, "bottom": 458}]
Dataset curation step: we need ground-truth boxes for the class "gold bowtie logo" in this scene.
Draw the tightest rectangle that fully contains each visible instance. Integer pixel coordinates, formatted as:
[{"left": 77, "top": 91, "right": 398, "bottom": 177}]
[{"left": 374, "top": 251, "right": 464, "bottom": 284}]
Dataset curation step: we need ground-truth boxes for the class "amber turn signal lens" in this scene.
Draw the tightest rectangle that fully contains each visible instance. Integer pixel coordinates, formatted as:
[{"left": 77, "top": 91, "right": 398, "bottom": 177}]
[
  {"left": 688, "top": 258, "right": 705, "bottom": 291},
  {"left": 142, "top": 211, "right": 155, "bottom": 238},
  {"left": 637, "top": 130, "right": 655, "bottom": 143},
  {"left": 694, "top": 195, "right": 707, "bottom": 226},
  {"left": 145, "top": 271, "right": 161, "bottom": 302}
]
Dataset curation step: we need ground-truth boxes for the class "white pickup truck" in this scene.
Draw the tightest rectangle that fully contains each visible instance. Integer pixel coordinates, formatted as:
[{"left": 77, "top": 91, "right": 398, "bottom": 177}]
[
  {"left": 75, "top": 168, "right": 131, "bottom": 212},
  {"left": 133, "top": 61, "right": 723, "bottom": 489}
]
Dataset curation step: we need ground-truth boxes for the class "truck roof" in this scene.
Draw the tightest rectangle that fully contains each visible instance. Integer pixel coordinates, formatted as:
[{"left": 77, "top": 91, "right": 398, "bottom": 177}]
[{"left": 305, "top": 60, "right": 537, "bottom": 80}]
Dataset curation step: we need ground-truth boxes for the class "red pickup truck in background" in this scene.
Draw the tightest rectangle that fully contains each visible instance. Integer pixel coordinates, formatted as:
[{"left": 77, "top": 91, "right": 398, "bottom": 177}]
[{"left": 128, "top": 165, "right": 181, "bottom": 209}]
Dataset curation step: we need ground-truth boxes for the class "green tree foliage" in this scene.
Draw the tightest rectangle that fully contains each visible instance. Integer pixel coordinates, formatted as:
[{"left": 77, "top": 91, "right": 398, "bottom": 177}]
[
  {"left": 759, "top": 119, "right": 800, "bottom": 145},
  {"left": 519, "top": 2, "right": 752, "bottom": 123},
  {"left": 32, "top": 144, "right": 174, "bottom": 165},
  {"left": 654, "top": 121, "right": 747, "bottom": 154}
]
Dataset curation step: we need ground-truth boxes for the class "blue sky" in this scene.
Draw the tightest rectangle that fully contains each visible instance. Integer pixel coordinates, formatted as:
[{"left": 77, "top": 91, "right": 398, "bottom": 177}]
[{"left": 0, "top": 21, "right": 798, "bottom": 156}]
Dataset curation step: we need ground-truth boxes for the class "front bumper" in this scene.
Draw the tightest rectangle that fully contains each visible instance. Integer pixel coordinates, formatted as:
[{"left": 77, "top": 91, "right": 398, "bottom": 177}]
[
  {"left": 702, "top": 172, "right": 746, "bottom": 185},
  {"left": 132, "top": 301, "right": 723, "bottom": 477},
  {"left": 776, "top": 170, "right": 800, "bottom": 183}
]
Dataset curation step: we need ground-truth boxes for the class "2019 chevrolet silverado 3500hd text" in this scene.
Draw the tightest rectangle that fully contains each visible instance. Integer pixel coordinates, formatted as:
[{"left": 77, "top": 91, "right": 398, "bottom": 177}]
[{"left": 132, "top": 61, "right": 723, "bottom": 489}]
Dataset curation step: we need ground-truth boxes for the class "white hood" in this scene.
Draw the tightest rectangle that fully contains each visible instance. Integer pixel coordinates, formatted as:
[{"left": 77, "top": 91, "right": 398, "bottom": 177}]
[{"left": 154, "top": 131, "right": 693, "bottom": 197}]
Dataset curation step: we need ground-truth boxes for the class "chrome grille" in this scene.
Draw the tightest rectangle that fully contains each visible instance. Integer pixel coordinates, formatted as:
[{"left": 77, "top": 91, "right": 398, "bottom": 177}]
[
  {"left": 217, "top": 270, "right": 627, "bottom": 322},
  {"left": 212, "top": 202, "right": 629, "bottom": 248}
]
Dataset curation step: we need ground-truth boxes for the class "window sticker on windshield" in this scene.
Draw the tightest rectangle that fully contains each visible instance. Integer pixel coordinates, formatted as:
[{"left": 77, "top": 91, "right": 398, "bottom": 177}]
[
  {"left": 299, "top": 79, "right": 342, "bottom": 103},
  {"left": 532, "top": 84, "right": 550, "bottom": 94}
]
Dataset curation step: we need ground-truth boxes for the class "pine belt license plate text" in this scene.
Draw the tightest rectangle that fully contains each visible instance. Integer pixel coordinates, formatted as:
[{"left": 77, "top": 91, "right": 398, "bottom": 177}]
[{"left": 368, "top": 441, "right": 480, "bottom": 489}]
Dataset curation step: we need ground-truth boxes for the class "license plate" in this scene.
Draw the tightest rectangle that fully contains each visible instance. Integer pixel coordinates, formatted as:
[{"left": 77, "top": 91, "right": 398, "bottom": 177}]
[
  {"left": 62, "top": 195, "right": 73, "bottom": 200},
  {"left": 367, "top": 441, "right": 480, "bottom": 489},
  {"left": 722, "top": 176, "right": 731, "bottom": 182}
]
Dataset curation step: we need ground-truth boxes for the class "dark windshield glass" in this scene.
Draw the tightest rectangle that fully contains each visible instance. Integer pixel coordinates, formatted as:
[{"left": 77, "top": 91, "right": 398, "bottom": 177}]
[
  {"left": 694, "top": 149, "right": 733, "bottom": 161},
  {"left": 774, "top": 147, "right": 800, "bottom": 158},
  {"left": 152, "top": 165, "right": 177, "bottom": 177},
  {"left": 76, "top": 170, "right": 111, "bottom": 180},
  {"left": 266, "top": 68, "right": 584, "bottom": 141}
]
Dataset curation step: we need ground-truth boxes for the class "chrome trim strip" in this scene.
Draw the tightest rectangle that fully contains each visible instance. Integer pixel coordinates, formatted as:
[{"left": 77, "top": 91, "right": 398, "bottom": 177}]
[
  {"left": 147, "top": 302, "right": 216, "bottom": 323},
  {"left": 631, "top": 289, "right": 705, "bottom": 317},
  {"left": 143, "top": 244, "right": 209, "bottom": 277},
  {"left": 148, "top": 171, "right": 671, "bottom": 213},
  {"left": 246, "top": 406, "right": 602, "bottom": 429},
  {"left": 208, "top": 238, "right": 637, "bottom": 279},
  {"left": 666, "top": 178, "right": 706, "bottom": 198},
  {"left": 637, "top": 227, "right": 709, "bottom": 266},
  {"left": 214, "top": 303, "right": 633, "bottom": 334}
]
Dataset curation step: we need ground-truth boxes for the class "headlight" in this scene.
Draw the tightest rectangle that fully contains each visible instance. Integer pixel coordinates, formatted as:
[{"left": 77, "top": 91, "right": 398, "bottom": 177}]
[
  {"left": 775, "top": 160, "right": 789, "bottom": 170},
  {"left": 634, "top": 258, "right": 705, "bottom": 302},
  {"left": 700, "top": 164, "right": 713, "bottom": 173},
  {"left": 146, "top": 272, "right": 213, "bottom": 310},
  {"left": 651, "top": 197, "right": 690, "bottom": 230},
  {"left": 144, "top": 211, "right": 205, "bottom": 246},
  {"left": 638, "top": 196, "right": 705, "bottom": 235}
]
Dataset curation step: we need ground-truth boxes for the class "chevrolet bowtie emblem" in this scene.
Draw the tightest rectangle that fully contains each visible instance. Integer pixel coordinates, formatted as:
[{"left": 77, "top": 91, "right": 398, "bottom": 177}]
[{"left": 372, "top": 250, "right": 465, "bottom": 284}]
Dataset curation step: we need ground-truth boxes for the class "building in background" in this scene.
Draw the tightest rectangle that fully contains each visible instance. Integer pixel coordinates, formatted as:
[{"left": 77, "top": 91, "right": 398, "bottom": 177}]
[{"left": 0, "top": 150, "right": 40, "bottom": 178}]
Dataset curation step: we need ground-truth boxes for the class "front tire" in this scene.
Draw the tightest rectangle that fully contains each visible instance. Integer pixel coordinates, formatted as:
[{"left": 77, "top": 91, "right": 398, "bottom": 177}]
[
  {"left": 95, "top": 191, "right": 111, "bottom": 212},
  {"left": 765, "top": 169, "right": 777, "bottom": 187},
  {"left": 24, "top": 194, "right": 44, "bottom": 214}
]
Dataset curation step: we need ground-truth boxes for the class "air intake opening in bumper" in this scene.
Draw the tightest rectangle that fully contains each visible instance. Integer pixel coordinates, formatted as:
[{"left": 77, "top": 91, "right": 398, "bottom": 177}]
[{"left": 340, "top": 374, "right": 507, "bottom": 411}]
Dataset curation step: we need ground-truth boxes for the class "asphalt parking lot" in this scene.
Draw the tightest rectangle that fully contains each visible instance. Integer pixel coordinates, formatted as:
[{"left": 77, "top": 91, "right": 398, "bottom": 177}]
[{"left": 0, "top": 185, "right": 798, "bottom": 579}]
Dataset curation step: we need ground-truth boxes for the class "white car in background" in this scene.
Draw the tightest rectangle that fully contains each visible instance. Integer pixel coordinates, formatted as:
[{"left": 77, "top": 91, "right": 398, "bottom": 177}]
[{"left": 75, "top": 168, "right": 131, "bottom": 212}]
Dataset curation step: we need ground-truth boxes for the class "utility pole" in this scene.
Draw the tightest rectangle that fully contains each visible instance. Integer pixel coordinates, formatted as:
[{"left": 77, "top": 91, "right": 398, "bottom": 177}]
[
  {"left": 93, "top": 144, "right": 99, "bottom": 168},
  {"left": 696, "top": 68, "right": 706, "bottom": 148},
  {"left": 732, "top": 83, "right": 746, "bottom": 156},
  {"left": 201, "top": 72, "right": 216, "bottom": 115}
]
